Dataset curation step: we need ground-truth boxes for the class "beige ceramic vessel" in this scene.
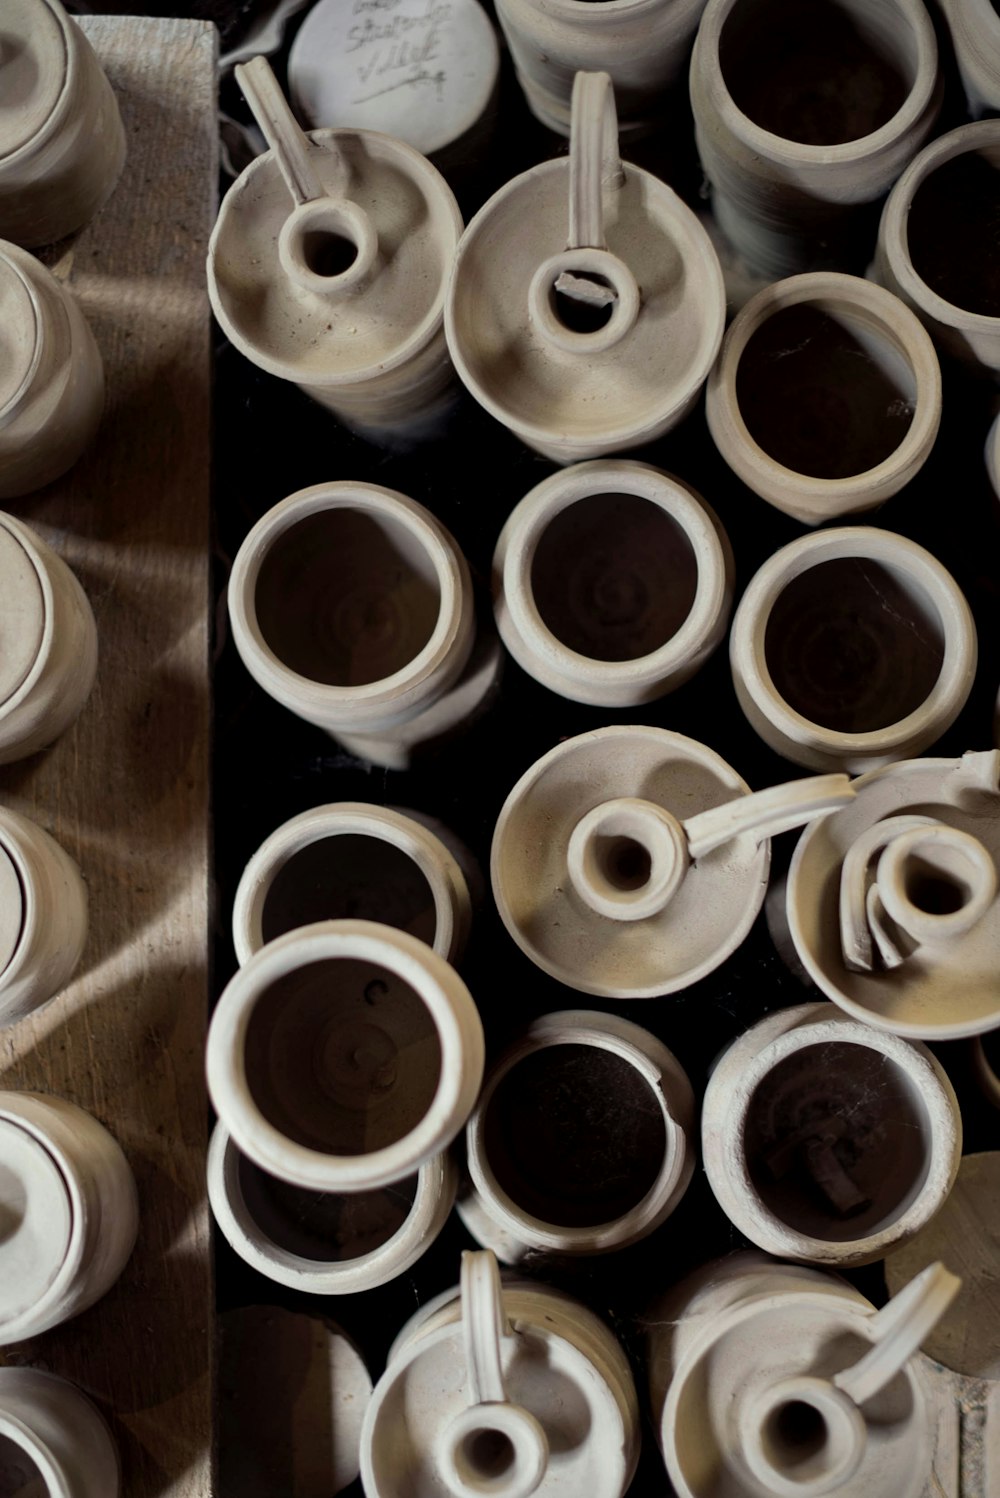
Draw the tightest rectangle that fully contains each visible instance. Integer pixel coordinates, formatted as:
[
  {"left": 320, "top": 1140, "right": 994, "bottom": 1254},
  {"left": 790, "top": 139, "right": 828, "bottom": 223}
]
[
  {"left": 446, "top": 71, "right": 725, "bottom": 463},
  {"left": 493, "top": 461, "right": 733, "bottom": 705},
  {"left": 730, "top": 527, "right": 977, "bottom": 773},
  {"left": 987, "top": 411, "right": 1000, "bottom": 503},
  {"left": 706, "top": 274, "right": 941, "bottom": 524},
  {"left": 0, "top": 1367, "right": 120, "bottom": 1498},
  {"left": 0, "top": 806, "right": 88, "bottom": 1029},
  {"left": 0, "top": 1091, "right": 138, "bottom": 1345},
  {"left": 939, "top": 0, "right": 1000, "bottom": 116}
]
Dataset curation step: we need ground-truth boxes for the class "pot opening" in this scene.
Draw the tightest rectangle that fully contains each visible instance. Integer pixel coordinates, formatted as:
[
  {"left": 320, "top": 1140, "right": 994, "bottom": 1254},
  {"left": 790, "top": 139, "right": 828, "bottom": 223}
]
[
  {"left": 763, "top": 1398, "right": 829, "bottom": 1478},
  {"left": 0, "top": 1434, "right": 45, "bottom": 1498},
  {"left": 906, "top": 148, "right": 1000, "bottom": 318},
  {"left": 902, "top": 854, "right": 973, "bottom": 916},
  {"left": 482, "top": 1042, "right": 666, "bottom": 1228},
  {"left": 594, "top": 833, "right": 653, "bottom": 892},
  {"left": 763, "top": 556, "right": 945, "bottom": 733},
  {"left": 260, "top": 834, "right": 437, "bottom": 948},
  {"left": 254, "top": 508, "right": 441, "bottom": 686},
  {"left": 301, "top": 229, "right": 359, "bottom": 279},
  {"left": 459, "top": 1428, "right": 516, "bottom": 1482},
  {"left": 243, "top": 957, "right": 442, "bottom": 1156},
  {"left": 550, "top": 272, "right": 615, "bottom": 335},
  {"left": 735, "top": 303, "right": 916, "bottom": 479},
  {"left": 237, "top": 1154, "right": 418, "bottom": 1261},
  {"left": 530, "top": 493, "right": 699, "bottom": 661},
  {"left": 744, "top": 1040, "right": 932, "bottom": 1242}
]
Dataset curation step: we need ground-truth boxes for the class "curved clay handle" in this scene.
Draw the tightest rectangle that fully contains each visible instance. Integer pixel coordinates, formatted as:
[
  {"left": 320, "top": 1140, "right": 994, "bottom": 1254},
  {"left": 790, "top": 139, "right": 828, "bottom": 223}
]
[
  {"left": 236, "top": 56, "right": 331, "bottom": 205},
  {"left": 834, "top": 1262, "right": 960, "bottom": 1408},
  {"left": 682, "top": 774, "right": 855, "bottom": 860},
  {"left": 568, "top": 71, "right": 625, "bottom": 252},
  {"left": 839, "top": 815, "right": 940, "bottom": 972},
  {"left": 462, "top": 1249, "right": 510, "bottom": 1405}
]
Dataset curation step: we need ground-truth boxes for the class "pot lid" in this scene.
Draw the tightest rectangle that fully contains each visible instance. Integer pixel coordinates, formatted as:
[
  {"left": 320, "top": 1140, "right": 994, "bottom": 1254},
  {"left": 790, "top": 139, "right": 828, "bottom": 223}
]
[
  {"left": 0, "top": 1117, "right": 72, "bottom": 1332},
  {"left": 0, "top": 844, "right": 23, "bottom": 976},
  {"left": 0, "top": 1, "right": 67, "bottom": 163},
  {"left": 0, "top": 522, "right": 45, "bottom": 709},
  {"left": 0, "top": 254, "right": 42, "bottom": 422}
]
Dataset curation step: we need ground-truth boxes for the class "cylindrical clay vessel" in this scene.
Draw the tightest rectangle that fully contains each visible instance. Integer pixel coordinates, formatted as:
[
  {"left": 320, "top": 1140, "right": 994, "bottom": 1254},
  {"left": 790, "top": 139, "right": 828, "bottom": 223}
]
[
  {"left": 690, "top": 0, "right": 941, "bottom": 278},
  {"left": 0, "top": 1091, "right": 138, "bottom": 1345},
  {"left": 938, "top": 0, "right": 1000, "bottom": 118},
  {"left": 702, "top": 1002, "right": 962, "bottom": 1267},
  {"left": 493, "top": 461, "right": 733, "bottom": 705},
  {"left": 459, "top": 1010, "right": 695, "bottom": 1261},
  {"left": 730, "top": 527, "right": 977, "bottom": 773},
  {"left": 206, "top": 920, "right": 485, "bottom": 1192},
  {"left": 706, "top": 274, "right": 941, "bottom": 524},
  {"left": 0, "top": 1367, "right": 120, "bottom": 1498},
  {"left": 0, "top": 806, "right": 88, "bottom": 1029},
  {"left": 0, "top": 242, "right": 104, "bottom": 500},
  {"left": 0, "top": 0, "right": 125, "bottom": 249}
]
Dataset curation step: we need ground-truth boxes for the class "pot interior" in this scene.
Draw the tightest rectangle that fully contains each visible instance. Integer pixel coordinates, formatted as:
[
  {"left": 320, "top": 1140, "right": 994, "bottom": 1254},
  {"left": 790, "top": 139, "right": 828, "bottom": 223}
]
[
  {"left": 0, "top": 1434, "right": 45, "bottom": 1498},
  {"left": 906, "top": 146, "right": 1000, "bottom": 318},
  {"left": 237, "top": 1155, "right": 418, "bottom": 1261},
  {"left": 261, "top": 834, "right": 437, "bottom": 948}
]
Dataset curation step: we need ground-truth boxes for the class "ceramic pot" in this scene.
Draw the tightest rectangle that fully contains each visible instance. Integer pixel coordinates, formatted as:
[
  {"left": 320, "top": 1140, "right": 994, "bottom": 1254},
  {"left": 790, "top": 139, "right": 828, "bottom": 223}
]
[
  {"left": 0, "top": 0, "right": 125, "bottom": 249},
  {"left": 649, "top": 1251, "right": 958, "bottom": 1498},
  {"left": 987, "top": 411, "right": 1000, "bottom": 502},
  {"left": 971, "top": 1034, "right": 1000, "bottom": 1109},
  {"left": 493, "top": 461, "right": 733, "bottom": 705},
  {"left": 783, "top": 749, "right": 1000, "bottom": 1040},
  {"left": 875, "top": 121, "right": 1000, "bottom": 377},
  {"left": 232, "top": 802, "right": 473, "bottom": 966},
  {"left": 491, "top": 723, "right": 855, "bottom": 998},
  {"left": 227, "top": 481, "right": 498, "bottom": 771},
  {"left": 458, "top": 1009, "right": 695, "bottom": 1260},
  {"left": 706, "top": 274, "right": 941, "bottom": 524},
  {"left": 702, "top": 1002, "right": 961, "bottom": 1267},
  {"left": 0, "top": 242, "right": 104, "bottom": 500},
  {"left": 690, "top": 0, "right": 941, "bottom": 279},
  {"left": 730, "top": 527, "right": 976, "bottom": 773},
  {"left": 0, "top": 1091, "right": 138, "bottom": 1345},
  {"left": 208, "top": 1123, "right": 456, "bottom": 1294},
  {"left": 0, "top": 512, "right": 98, "bottom": 762},
  {"left": 0, "top": 1367, "right": 120, "bottom": 1498},
  {"left": 494, "top": 0, "right": 707, "bottom": 135},
  {"left": 206, "top": 919, "right": 485, "bottom": 1192},
  {"left": 0, "top": 806, "right": 88, "bottom": 1029},
  {"left": 208, "top": 57, "right": 462, "bottom": 435},
  {"left": 939, "top": 0, "right": 1000, "bottom": 118},
  {"left": 445, "top": 71, "right": 725, "bottom": 463},
  {"left": 361, "top": 1249, "right": 641, "bottom": 1497}
]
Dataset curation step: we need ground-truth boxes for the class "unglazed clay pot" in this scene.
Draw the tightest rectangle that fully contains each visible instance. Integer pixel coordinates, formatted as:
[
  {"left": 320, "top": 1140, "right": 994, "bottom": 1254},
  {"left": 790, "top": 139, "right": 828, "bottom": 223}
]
[
  {"left": 702, "top": 1002, "right": 961, "bottom": 1267},
  {"left": 228, "top": 482, "right": 499, "bottom": 770},
  {"left": 0, "top": 807, "right": 88, "bottom": 1028},
  {"left": 986, "top": 411, "right": 1000, "bottom": 502},
  {"left": 0, "top": 1367, "right": 120, "bottom": 1498},
  {"left": 208, "top": 57, "right": 462, "bottom": 435},
  {"left": 784, "top": 749, "right": 1000, "bottom": 1039},
  {"left": 232, "top": 803, "right": 473, "bottom": 965},
  {"left": 939, "top": 0, "right": 1000, "bottom": 118},
  {"left": 730, "top": 528, "right": 977, "bottom": 773},
  {"left": 445, "top": 71, "right": 725, "bottom": 463},
  {"left": 705, "top": 274, "right": 941, "bottom": 524},
  {"left": 206, "top": 920, "right": 485, "bottom": 1192},
  {"left": 690, "top": 0, "right": 941, "bottom": 278},
  {"left": 458, "top": 1010, "right": 695, "bottom": 1260},
  {"left": 493, "top": 461, "right": 733, "bottom": 705},
  {"left": 0, "top": 512, "right": 97, "bottom": 762},
  {"left": 648, "top": 1251, "right": 959, "bottom": 1498},
  {"left": 0, "top": 242, "right": 104, "bottom": 500},
  {"left": 361, "top": 1249, "right": 641, "bottom": 1497},
  {"left": 491, "top": 724, "right": 855, "bottom": 998},
  {"left": 875, "top": 121, "right": 1000, "bottom": 376},
  {"left": 972, "top": 1034, "right": 1000, "bottom": 1110},
  {"left": 0, "top": 1091, "right": 138, "bottom": 1345},
  {"left": 208, "top": 1123, "right": 456, "bottom": 1293},
  {"left": 494, "top": 0, "right": 707, "bottom": 135},
  {"left": 0, "top": 0, "right": 125, "bottom": 248}
]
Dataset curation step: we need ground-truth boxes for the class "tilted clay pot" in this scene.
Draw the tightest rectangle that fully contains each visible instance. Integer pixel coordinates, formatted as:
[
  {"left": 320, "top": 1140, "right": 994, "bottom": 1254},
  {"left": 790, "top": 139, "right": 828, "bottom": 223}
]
[
  {"left": 361, "top": 1249, "right": 641, "bottom": 1497},
  {"left": 0, "top": 1367, "right": 120, "bottom": 1498},
  {"left": 0, "top": 242, "right": 104, "bottom": 500},
  {"left": 445, "top": 71, "right": 725, "bottom": 463},
  {"left": 649, "top": 1251, "right": 959, "bottom": 1498},
  {"left": 458, "top": 1009, "right": 695, "bottom": 1261},
  {"left": 987, "top": 410, "right": 1000, "bottom": 503},
  {"left": 208, "top": 1123, "right": 456, "bottom": 1294},
  {"left": 690, "top": 0, "right": 940, "bottom": 279},
  {"left": 208, "top": 57, "right": 462, "bottom": 435},
  {"left": 702, "top": 1001, "right": 962, "bottom": 1267},
  {"left": 706, "top": 274, "right": 941, "bottom": 525},
  {"left": 783, "top": 749, "right": 1000, "bottom": 1040},
  {"left": 0, "top": 806, "right": 88, "bottom": 1029},
  {"left": 874, "top": 121, "right": 1000, "bottom": 376},
  {"left": 491, "top": 723, "right": 855, "bottom": 998},
  {"left": 0, "top": 0, "right": 125, "bottom": 248},
  {"left": 938, "top": 0, "right": 1000, "bottom": 118},
  {"left": 0, "top": 1091, "right": 138, "bottom": 1345},
  {"left": 493, "top": 461, "right": 733, "bottom": 705},
  {"left": 206, "top": 920, "right": 485, "bottom": 1192},
  {"left": 730, "top": 527, "right": 977, "bottom": 773}
]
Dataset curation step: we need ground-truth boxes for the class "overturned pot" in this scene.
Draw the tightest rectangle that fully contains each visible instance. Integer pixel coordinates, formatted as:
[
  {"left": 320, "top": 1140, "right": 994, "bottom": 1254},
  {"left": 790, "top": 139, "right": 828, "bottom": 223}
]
[
  {"left": 0, "top": 1366, "right": 120, "bottom": 1498},
  {"left": 0, "top": 806, "right": 88, "bottom": 1029}
]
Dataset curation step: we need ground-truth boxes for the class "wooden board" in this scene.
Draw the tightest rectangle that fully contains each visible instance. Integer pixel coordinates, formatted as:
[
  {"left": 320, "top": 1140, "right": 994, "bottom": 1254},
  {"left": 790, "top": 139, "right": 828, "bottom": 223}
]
[{"left": 0, "top": 17, "right": 217, "bottom": 1497}]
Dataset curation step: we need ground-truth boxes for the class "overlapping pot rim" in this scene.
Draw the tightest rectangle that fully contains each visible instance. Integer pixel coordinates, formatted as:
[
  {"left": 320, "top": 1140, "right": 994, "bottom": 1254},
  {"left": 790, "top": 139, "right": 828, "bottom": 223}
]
[
  {"left": 691, "top": 0, "right": 939, "bottom": 167},
  {"left": 506, "top": 0, "right": 702, "bottom": 25},
  {"left": 493, "top": 461, "right": 731, "bottom": 705},
  {"left": 0, "top": 810, "right": 55, "bottom": 999},
  {"left": 729, "top": 527, "right": 977, "bottom": 765},
  {"left": 0, "top": 253, "right": 46, "bottom": 430},
  {"left": 206, "top": 918, "right": 484, "bottom": 1191},
  {"left": 705, "top": 274, "right": 941, "bottom": 520},
  {"left": 0, "top": 514, "right": 61, "bottom": 728}
]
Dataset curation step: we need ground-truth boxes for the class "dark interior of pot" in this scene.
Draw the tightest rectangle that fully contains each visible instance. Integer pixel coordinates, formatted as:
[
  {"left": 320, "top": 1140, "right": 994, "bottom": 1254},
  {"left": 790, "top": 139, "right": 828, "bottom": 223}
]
[
  {"left": 906, "top": 149, "right": 1000, "bottom": 318},
  {"left": 261, "top": 834, "right": 437, "bottom": 947},
  {"left": 763, "top": 556, "right": 945, "bottom": 732},
  {"left": 254, "top": 508, "right": 441, "bottom": 686},
  {"left": 0, "top": 1434, "right": 46, "bottom": 1498},
  {"left": 238, "top": 1154, "right": 418, "bottom": 1262},
  {"left": 243, "top": 958, "right": 442, "bottom": 1157},
  {"left": 530, "top": 493, "right": 699, "bottom": 662},
  {"left": 744, "top": 1040, "right": 932, "bottom": 1241}
]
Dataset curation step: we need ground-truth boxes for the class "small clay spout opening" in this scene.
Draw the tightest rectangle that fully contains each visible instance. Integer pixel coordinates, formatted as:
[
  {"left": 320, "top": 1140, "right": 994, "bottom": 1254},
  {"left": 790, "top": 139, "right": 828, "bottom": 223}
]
[
  {"left": 594, "top": 834, "right": 652, "bottom": 892},
  {"left": 459, "top": 1427, "right": 516, "bottom": 1483},
  {"left": 551, "top": 271, "right": 616, "bottom": 334},
  {"left": 301, "top": 228, "right": 359, "bottom": 279},
  {"left": 566, "top": 797, "right": 688, "bottom": 922},
  {"left": 763, "top": 1399, "right": 830, "bottom": 1479}
]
